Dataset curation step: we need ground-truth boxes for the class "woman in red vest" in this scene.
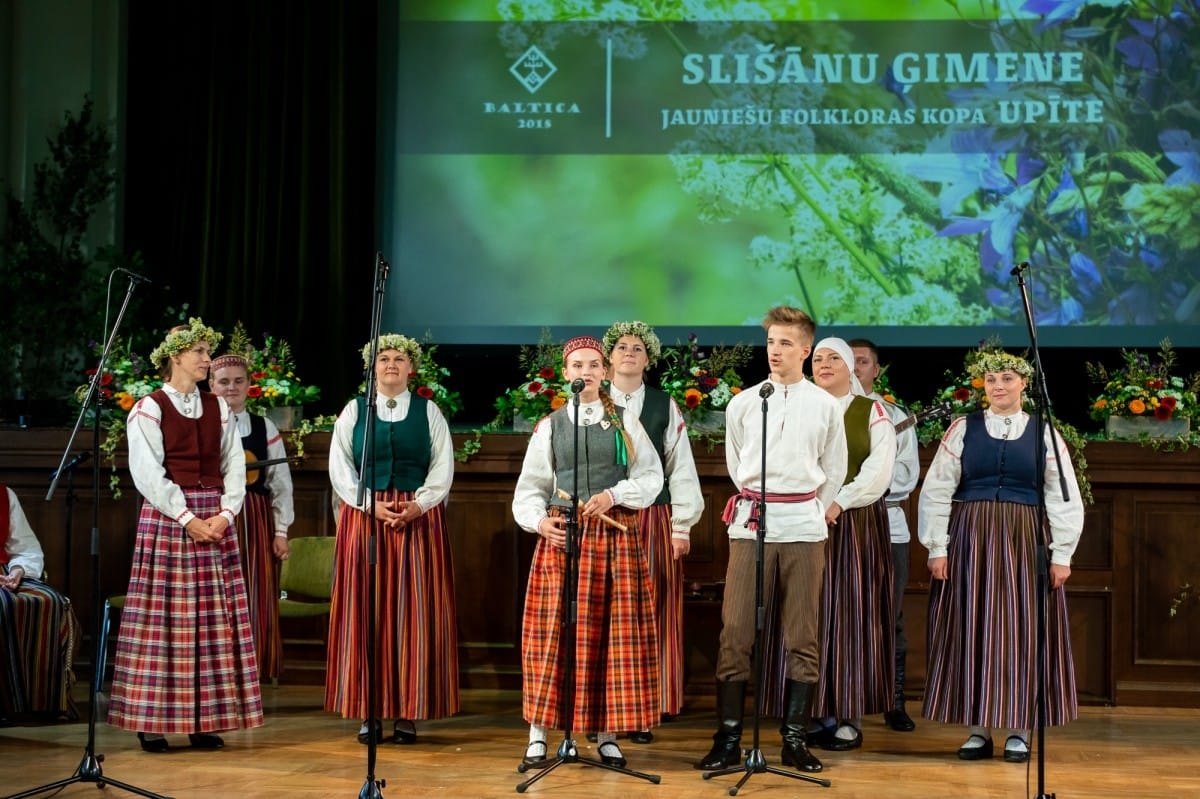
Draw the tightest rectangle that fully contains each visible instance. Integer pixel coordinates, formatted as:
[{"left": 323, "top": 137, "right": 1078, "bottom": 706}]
[{"left": 107, "top": 318, "right": 262, "bottom": 752}]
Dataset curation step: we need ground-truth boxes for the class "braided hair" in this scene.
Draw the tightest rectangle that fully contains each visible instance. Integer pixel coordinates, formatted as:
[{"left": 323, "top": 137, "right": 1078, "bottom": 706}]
[{"left": 598, "top": 388, "right": 636, "bottom": 466}]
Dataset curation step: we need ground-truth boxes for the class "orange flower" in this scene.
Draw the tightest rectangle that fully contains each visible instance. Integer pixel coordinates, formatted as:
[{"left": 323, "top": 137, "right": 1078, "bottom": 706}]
[
  {"left": 1093, "top": 398, "right": 1108, "bottom": 410},
  {"left": 731, "top": 386, "right": 742, "bottom": 395},
  {"left": 684, "top": 388, "right": 702, "bottom": 408},
  {"left": 116, "top": 392, "right": 135, "bottom": 411},
  {"left": 549, "top": 395, "right": 566, "bottom": 410},
  {"left": 971, "top": 377, "right": 985, "bottom": 389},
  {"left": 1128, "top": 399, "right": 1146, "bottom": 415}
]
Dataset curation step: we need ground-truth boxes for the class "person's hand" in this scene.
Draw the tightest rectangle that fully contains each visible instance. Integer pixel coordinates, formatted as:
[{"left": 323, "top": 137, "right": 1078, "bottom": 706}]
[
  {"left": 205, "top": 515, "right": 230, "bottom": 538},
  {"left": 581, "top": 490, "right": 614, "bottom": 519},
  {"left": 273, "top": 536, "right": 290, "bottom": 560},
  {"left": 185, "top": 517, "right": 220, "bottom": 544},
  {"left": 671, "top": 537, "right": 690, "bottom": 560},
  {"left": 0, "top": 566, "right": 25, "bottom": 590},
  {"left": 537, "top": 515, "right": 567, "bottom": 550},
  {"left": 825, "top": 503, "right": 843, "bottom": 527},
  {"left": 1049, "top": 563, "right": 1071, "bottom": 590},
  {"left": 393, "top": 500, "right": 423, "bottom": 527},
  {"left": 372, "top": 500, "right": 404, "bottom": 529},
  {"left": 928, "top": 556, "right": 948, "bottom": 581}
]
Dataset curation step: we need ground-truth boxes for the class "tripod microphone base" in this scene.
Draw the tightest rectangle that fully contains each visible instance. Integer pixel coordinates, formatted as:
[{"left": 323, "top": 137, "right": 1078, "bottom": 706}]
[
  {"left": 357, "top": 777, "right": 385, "bottom": 799},
  {"left": 2, "top": 750, "right": 174, "bottom": 799},
  {"left": 702, "top": 747, "right": 831, "bottom": 794},
  {"left": 515, "top": 738, "right": 661, "bottom": 792}
]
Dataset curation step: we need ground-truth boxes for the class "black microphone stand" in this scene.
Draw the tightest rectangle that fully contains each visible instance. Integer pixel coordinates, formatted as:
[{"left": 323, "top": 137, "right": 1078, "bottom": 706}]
[
  {"left": 704, "top": 382, "right": 831, "bottom": 794},
  {"left": 517, "top": 379, "right": 661, "bottom": 792},
  {"left": 1012, "top": 262, "right": 1070, "bottom": 799},
  {"left": 353, "top": 253, "right": 391, "bottom": 799},
  {"left": 3, "top": 273, "right": 170, "bottom": 799},
  {"left": 54, "top": 451, "right": 91, "bottom": 608}
]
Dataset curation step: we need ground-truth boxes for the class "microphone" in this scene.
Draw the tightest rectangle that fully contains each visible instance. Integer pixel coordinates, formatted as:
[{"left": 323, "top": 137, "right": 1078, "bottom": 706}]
[
  {"left": 50, "top": 451, "right": 91, "bottom": 480},
  {"left": 116, "top": 267, "right": 153, "bottom": 284},
  {"left": 759, "top": 382, "right": 775, "bottom": 399},
  {"left": 570, "top": 378, "right": 586, "bottom": 394},
  {"left": 1010, "top": 261, "right": 1030, "bottom": 276}
]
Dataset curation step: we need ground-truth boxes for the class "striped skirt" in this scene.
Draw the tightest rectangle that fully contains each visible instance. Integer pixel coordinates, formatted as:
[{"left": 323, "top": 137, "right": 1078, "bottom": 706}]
[
  {"left": 235, "top": 491, "right": 282, "bottom": 679},
  {"left": 0, "top": 576, "right": 78, "bottom": 720},
  {"left": 638, "top": 502, "right": 685, "bottom": 718},
  {"left": 108, "top": 489, "right": 264, "bottom": 734},
  {"left": 760, "top": 499, "right": 894, "bottom": 719},
  {"left": 522, "top": 506, "right": 659, "bottom": 733},
  {"left": 324, "top": 489, "right": 460, "bottom": 721},
  {"left": 922, "top": 500, "right": 1078, "bottom": 729}
]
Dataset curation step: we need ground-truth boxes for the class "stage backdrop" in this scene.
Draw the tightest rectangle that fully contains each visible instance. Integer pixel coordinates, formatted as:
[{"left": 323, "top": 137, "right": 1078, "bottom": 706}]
[{"left": 381, "top": 0, "right": 1200, "bottom": 348}]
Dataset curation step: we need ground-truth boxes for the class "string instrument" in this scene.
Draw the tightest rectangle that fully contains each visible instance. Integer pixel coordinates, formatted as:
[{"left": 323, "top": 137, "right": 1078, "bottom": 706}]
[
  {"left": 244, "top": 450, "right": 305, "bottom": 485},
  {"left": 893, "top": 400, "right": 955, "bottom": 434}
]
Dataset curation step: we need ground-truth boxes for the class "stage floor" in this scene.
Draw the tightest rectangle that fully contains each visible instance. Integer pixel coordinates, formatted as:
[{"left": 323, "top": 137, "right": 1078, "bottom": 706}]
[{"left": 2, "top": 686, "right": 1198, "bottom": 798}]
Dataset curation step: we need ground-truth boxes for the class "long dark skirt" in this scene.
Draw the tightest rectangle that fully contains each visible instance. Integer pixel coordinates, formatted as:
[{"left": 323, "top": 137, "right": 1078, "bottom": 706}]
[
  {"left": 922, "top": 499, "right": 1078, "bottom": 729},
  {"left": 0, "top": 575, "right": 78, "bottom": 721}
]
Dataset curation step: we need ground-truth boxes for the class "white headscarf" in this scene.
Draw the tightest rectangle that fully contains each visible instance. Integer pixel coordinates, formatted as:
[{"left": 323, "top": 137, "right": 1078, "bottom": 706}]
[{"left": 813, "top": 336, "right": 867, "bottom": 397}]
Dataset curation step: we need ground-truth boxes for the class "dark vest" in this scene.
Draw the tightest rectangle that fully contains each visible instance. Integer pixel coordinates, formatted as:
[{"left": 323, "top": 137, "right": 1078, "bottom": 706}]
[
  {"left": 638, "top": 387, "right": 673, "bottom": 506},
  {"left": 843, "top": 395, "right": 874, "bottom": 484},
  {"left": 954, "top": 411, "right": 1041, "bottom": 506},
  {"left": 548, "top": 405, "right": 629, "bottom": 507},
  {"left": 0, "top": 484, "right": 10, "bottom": 566},
  {"left": 243, "top": 413, "right": 270, "bottom": 496},
  {"left": 352, "top": 395, "right": 432, "bottom": 492},
  {"left": 154, "top": 389, "right": 223, "bottom": 489}
]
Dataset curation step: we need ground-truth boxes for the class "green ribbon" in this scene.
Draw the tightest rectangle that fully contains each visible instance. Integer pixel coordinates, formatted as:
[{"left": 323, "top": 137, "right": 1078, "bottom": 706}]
[{"left": 612, "top": 421, "right": 628, "bottom": 466}]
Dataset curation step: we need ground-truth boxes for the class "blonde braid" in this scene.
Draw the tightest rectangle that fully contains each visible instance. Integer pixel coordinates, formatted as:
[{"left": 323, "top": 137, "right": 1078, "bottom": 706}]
[{"left": 600, "top": 390, "right": 636, "bottom": 465}]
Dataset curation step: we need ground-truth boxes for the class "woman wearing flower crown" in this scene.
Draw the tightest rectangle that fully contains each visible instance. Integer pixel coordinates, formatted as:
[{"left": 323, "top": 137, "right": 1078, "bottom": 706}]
[
  {"left": 107, "top": 318, "right": 263, "bottom": 752},
  {"left": 326, "top": 334, "right": 459, "bottom": 745},
  {"left": 210, "top": 353, "right": 294, "bottom": 682},
  {"left": 918, "top": 351, "right": 1083, "bottom": 763},
  {"left": 601, "top": 321, "right": 703, "bottom": 743},
  {"left": 512, "top": 335, "right": 663, "bottom": 770}
]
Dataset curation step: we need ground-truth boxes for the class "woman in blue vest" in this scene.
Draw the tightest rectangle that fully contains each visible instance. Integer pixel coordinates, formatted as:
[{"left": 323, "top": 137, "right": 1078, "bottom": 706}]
[
  {"left": 326, "top": 334, "right": 459, "bottom": 745},
  {"left": 601, "top": 321, "right": 703, "bottom": 743},
  {"left": 918, "top": 351, "right": 1083, "bottom": 763}
]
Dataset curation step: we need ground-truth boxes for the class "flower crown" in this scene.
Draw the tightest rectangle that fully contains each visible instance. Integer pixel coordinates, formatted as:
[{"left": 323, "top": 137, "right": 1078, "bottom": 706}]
[
  {"left": 149, "top": 317, "right": 223, "bottom": 369},
  {"left": 967, "top": 350, "right": 1033, "bottom": 380},
  {"left": 361, "top": 333, "right": 421, "bottom": 369},
  {"left": 601, "top": 320, "right": 662, "bottom": 366}
]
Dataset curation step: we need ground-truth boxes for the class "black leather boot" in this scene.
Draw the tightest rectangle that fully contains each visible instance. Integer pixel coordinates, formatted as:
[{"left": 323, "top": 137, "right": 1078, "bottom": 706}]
[
  {"left": 780, "top": 679, "right": 823, "bottom": 773},
  {"left": 883, "top": 653, "right": 916, "bottom": 732},
  {"left": 695, "top": 680, "right": 746, "bottom": 770}
]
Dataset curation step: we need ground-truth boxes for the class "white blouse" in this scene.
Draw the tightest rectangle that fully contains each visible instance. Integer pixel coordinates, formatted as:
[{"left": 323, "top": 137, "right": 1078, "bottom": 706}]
[{"left": 3, "top": 487, "right": 44, "bottom": 578}]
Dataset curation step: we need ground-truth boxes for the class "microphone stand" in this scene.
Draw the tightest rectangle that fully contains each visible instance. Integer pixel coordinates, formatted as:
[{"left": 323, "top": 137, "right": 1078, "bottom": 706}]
[
  {"left": 1012, "top": 262, "right": 1070, "bottom": 799},
  {"left": 54, "top": 451, "right": 91, "bottom": 608},
  {"left": 353, "top": 253, "right": 391, "bottom": 799},
  {"left": 517, "top": 380, "right": 661, "bottom": 792},
  {"left": 704, "top": 382, "right": 830, "bottom": 794},
  {"left": 4, "top": 273, "right": 169, "bottom": 799}
]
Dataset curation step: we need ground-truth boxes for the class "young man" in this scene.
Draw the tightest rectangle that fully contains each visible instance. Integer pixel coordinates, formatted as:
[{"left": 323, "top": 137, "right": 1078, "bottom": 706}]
[
  {"left": 849, "top": 339, "right": 921, "bottom": 732},
  {"left": 695, "top": 306, "right": 847, "bottom": 775}
]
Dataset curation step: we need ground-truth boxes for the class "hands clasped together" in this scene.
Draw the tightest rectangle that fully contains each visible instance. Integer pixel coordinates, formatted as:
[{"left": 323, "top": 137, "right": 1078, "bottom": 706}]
[
  {"left": 0, "top": 566, "right": 26, "bottom": 590},
  {"left": 185, "top": 515, "right": 230, "bottom": 544},
  {"left": 372, "top": 499, "right": 423, "bottom": 530},
  {"left": 536, "top": 491, "right": 616, "bottom": 550}
]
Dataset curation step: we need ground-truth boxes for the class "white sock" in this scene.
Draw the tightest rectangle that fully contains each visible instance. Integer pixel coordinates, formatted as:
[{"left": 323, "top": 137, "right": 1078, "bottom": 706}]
[
  {"left": 962, "top": 726, "right": 991, "bottom": 747},
  {"left": 834, "top": 719, "right": 861, "bottom": 740},
  {"left": 596, "top": 731, "right": 617, "bottom": 745},
  {"left": 529, "top": 723, "right": 548, "bottom": 744},
  {"left": 1005, "top": 730, "right": 1029, "bottom": 751}
]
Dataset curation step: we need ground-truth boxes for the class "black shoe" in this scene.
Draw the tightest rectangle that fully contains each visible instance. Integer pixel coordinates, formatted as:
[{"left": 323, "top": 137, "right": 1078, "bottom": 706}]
[
  {"left": 824, "top": 724, "right": 862, "bottom": 751},
  {"left": 522, "top": 740, "right": 547, "bottom": 765},
  {"left": 628, "top": 730, "right": 654, "bottom": 744},
  {"left": 957, "top": 735, "right": 993, "bottom": 760},
  {"left": 1003, "top": 736, "right": 1030, "bottom": 763},
  {"left": 598, "top": 741, "right": 627, "bottom": 768},
  {"left": 695, "top": 732, "right": 742, "bottom": 770},
  {"left": 357, "top": 720, "right": 382, "bottom": 745},
  {"left": 808, "top": 724, "right": 836, "bottom": 750},
  {"left": 393, "top": 720, "right": 417, "bottom": 745},
  {"left": 884, "top": 708, "right": 916, "bottom": 732},
  {"left": 188, "top": 733, "right": 224, "bottom": 750},
  {"left": 137, "top": 732, "right": 168, "bottom": 753},
  {"left": 585, "top": 731, "right": 598, "bottom": 743},
  {"left": 781, "top": 740, "right": 824, "bottom": 773}
]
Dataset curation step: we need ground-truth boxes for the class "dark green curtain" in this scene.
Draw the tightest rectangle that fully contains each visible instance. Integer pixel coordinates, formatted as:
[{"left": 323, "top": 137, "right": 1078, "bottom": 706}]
[{"left": 124, "top": 0, "right": 377, "bottom": 413}]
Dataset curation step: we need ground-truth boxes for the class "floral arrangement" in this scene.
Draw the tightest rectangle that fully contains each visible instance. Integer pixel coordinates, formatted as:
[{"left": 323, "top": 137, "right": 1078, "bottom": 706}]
[
  {"left": 1086, "top": 339, "right": 1199, "bottom": 425},
  {"left": 493, "top": 331, "right": 568, "bottom": 425},
  {"left": 409, "top": 340, "right": 463, "bottom": 419},
  {"left": 73, "top": 339, "right": 162, "bottom": 497},
  {"left": 872, "top": 367, "right": 902, "bottom": 406},
  {"left": 658, "top": 333, "right": 752, "bottom": 428},
  {"left": 225, "top": 323, "right": 321, "bottom": 412}
]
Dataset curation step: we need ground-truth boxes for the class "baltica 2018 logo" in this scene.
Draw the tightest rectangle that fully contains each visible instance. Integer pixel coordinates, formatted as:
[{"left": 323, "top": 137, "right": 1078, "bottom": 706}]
[{"left": 509, "top": 46, "right": 556, "bottom": 93}]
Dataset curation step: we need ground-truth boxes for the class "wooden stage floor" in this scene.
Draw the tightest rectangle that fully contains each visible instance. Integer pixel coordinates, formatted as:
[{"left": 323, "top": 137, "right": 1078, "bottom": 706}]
[{"left": 2, "top": 686, "right": 1198, "bottom": 799}]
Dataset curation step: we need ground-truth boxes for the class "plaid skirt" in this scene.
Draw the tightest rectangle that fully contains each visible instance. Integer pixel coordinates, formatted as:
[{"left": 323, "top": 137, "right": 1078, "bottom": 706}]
[
  {"left": 0, "top": 575, "right": 79, "bottom": 720},
  {"left": 638, "top": 503, "right": 686, "bottom": 717},
  {"left": 521, "top": 506, "right": 659, "bottom": 732},
  {"left": 235, "top": 491, "right": 282, "bottom": 679},
  {"left": 107, "top": 489, "right": 264, "bottom": 734},
  {"left": 324, "top": 489, "right": 460, "bottom": 721},
  {"left": 922, "top": 499, "right": 1078, "bottom": 729},
  {"left": 760, "top": 499, "right": 895, "bottom": 718}
]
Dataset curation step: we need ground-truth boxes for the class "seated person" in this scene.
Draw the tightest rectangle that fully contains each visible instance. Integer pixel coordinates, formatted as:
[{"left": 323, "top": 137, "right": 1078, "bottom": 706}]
[{"left": 1, "top": 484, "right": 78, "bottom": 722}]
